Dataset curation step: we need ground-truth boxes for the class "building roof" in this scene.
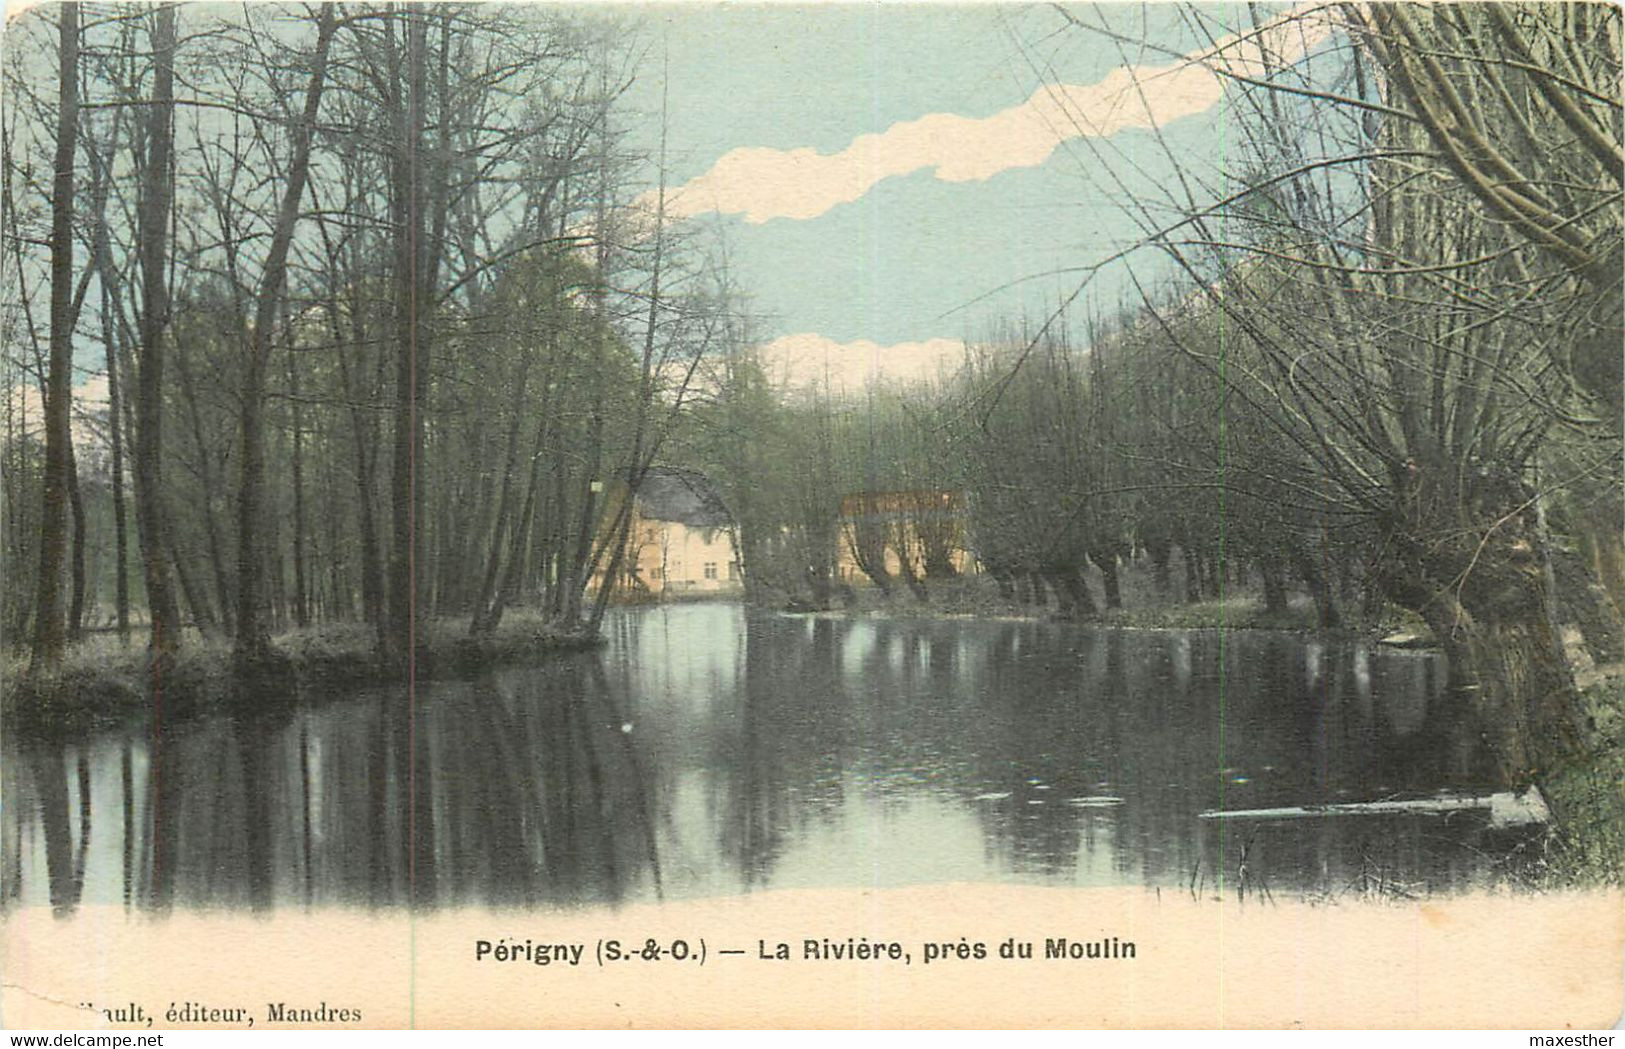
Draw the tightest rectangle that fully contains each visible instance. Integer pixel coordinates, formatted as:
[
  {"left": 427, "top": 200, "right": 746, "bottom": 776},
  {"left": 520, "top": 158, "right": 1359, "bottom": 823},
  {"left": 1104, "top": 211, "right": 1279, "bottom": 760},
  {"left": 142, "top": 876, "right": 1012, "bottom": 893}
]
[{"left": 636, "top": 467, "right": 733, "bottom": 528}]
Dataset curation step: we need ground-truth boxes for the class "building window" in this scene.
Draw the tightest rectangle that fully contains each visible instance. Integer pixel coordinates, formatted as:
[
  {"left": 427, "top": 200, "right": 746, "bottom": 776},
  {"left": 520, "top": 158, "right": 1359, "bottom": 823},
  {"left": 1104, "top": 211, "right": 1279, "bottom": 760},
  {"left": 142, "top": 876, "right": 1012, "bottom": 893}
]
[
  {"left": 652, "top": 566, "right": 662, "bottom": 579},
  {"left": 727, "top": 562, "right": 738, "bottom": 580},
  {"left": 703, "top": 562, "right": 718, "bottom": 580}
]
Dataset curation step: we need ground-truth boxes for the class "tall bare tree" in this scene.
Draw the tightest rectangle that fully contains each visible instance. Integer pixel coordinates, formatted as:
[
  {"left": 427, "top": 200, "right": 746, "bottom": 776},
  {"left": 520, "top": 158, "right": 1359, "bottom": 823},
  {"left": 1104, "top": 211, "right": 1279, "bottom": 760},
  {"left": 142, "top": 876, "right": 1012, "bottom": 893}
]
[
  {"left": 27, "top": 1, "right": 79, "bottom": 674},
  {"left": 232, "top": 5, "right": 338, "bottom": 671},
  {"left": 130, "top": 3, "right": 183, "bottom": 659}
]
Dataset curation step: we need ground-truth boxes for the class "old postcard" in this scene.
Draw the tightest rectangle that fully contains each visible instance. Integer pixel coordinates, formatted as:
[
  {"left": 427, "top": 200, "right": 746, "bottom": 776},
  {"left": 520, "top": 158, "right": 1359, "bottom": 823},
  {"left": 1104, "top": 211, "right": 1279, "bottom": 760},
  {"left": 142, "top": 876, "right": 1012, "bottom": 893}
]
[{"left": 2, "top": 0, "right": 1622, "bottom": 1030}]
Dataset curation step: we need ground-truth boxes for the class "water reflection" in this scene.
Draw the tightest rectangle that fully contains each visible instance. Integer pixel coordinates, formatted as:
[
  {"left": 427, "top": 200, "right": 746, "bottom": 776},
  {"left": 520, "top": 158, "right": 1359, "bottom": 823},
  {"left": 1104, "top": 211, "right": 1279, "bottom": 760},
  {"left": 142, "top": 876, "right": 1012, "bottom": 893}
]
[{"left": 3, "top": 604, "right": 1522, "bottom": 914}]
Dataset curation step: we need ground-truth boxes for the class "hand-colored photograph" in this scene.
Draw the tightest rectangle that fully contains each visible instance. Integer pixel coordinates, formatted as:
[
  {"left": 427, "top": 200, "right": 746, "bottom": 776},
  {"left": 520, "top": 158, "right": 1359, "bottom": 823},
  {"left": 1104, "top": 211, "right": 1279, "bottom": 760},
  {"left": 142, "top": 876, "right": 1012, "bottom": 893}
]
[{"left": 2, "top": 0, "right": 1621, "bottom": 1030}]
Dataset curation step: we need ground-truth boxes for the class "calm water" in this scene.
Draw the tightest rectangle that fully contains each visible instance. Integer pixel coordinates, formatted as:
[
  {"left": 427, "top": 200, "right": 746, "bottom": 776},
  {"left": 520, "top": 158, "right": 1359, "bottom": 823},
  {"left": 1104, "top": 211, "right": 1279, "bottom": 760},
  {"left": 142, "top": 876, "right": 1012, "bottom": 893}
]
[{"left": 2, "top": 604, "right": 1527, "bottom": 914}]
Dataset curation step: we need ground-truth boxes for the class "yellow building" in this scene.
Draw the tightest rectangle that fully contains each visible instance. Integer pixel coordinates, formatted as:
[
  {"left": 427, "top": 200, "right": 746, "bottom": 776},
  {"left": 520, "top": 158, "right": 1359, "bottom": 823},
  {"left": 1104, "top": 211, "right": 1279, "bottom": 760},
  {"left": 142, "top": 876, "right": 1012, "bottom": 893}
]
[{"left": 603, "top": 468, "right": 744, "bottom": 599}]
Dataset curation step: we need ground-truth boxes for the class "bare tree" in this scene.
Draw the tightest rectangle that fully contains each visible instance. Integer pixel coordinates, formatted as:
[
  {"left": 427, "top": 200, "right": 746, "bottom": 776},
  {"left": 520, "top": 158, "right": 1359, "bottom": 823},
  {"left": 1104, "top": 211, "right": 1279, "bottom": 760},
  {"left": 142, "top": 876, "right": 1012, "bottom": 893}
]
[
  {"left": 131, "top": 2, "right": 183, "bottom": 659},
  {"left": 1032, "top": 1, "right": 1621, "bottom": 798},
  {"left": 27, "top": 2, "right": 80, "bottom": 673},
  {"left": 231, "top": 4, "right": 338, "bottom": 671}
]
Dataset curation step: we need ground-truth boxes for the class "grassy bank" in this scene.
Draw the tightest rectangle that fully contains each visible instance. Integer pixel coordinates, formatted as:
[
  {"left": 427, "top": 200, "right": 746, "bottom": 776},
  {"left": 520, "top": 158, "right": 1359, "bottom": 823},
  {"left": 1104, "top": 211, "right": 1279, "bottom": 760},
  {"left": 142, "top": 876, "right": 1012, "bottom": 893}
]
[{"left": 2, "top": 610, "right": 602, "bottom": 738}]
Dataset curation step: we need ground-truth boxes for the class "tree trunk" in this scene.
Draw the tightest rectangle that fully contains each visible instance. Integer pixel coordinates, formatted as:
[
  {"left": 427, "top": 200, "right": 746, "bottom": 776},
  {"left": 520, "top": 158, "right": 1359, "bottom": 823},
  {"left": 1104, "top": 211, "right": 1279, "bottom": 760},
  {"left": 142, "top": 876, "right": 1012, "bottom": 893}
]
[
  {"left": 175, "top": 344, "right": 235, "bottom": 635},
  {"left": 132, "top": 3, "right": 182, "bottom": 659},
  {"left": 234, "top": 335, "right": 272, "bottom": 655},
  {"left": 587, "top": 115, "right": 675, "bottom": 637},
  {"left": 894, "top": 538, "right": 929, "bottom": 603},
  {"left": 1420, "top": 596, "right": 1589, "bottom": 793},
  {"left": 1043, "top": 567, "right": 1078, "bottom": 618},
  {"left": 98, "top": 237, "right": 131, "bottom": 643},
  {"left": 28, "top": 1, "right": 79, "bottom": 674},
  {"left": 168, "top": 533, "right": 218, "bottom": 638},
  {"left": 1090, "top": 548, "right": 1123, "bottom": 610},
  {"left": 66, "top": 443, "right": 87, "bottom": 641},
  {"left": 845, "top": 518, "right": 894, "bottom": 595},
  {"left": 1145, "top": 535, "right": 1172, "bottom": 596},
  {"left": 920, "top": 518, "right": 959, "bottom": 581},
  {"left": 474, "top": 410, "right": 550, "bottom": 638},
  {"left": 802, "top": 562, "right": 834, "bottom": 610},
  {"left": 1259, "top": 555, "right": 1289, "bottom": 615},
  {"left": 322, "top": 450, "right": 347, "bottom": 621},
  {"left": 1292, "top": 547, "right": 1342, "bottom": 629},
  {"left": 234, "top": 6, "right": 335, "bottom": 671},
  {"left": 1061, "top": 565, "right": 1098, "bottom": 616},
  {"left": 332, "top": 289, "right": 385, "bottom": 631},
  {"left": 1182, "top": 547, "right": 1201, "bottom": 605},
  {"left": 559, "top": 385, "right": 604, "bottom": 627},
  {"left": 470, "top": 359, "right": 533, "bottom": 635},
  {"left": 289, "top": 352, "right": 308, "bottom": 629},
  {"left": 386, "top": 11, "right": 431, "bottom": 666},
  {"left": 1379, "top": 478, "right": 1595, "bottom": 807}
]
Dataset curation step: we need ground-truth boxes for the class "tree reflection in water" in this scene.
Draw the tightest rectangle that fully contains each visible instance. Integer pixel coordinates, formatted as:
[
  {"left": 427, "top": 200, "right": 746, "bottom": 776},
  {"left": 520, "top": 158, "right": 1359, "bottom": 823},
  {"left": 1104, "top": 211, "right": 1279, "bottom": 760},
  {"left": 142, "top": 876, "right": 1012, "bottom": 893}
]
[{"left": 1, "top": 605, "right": 1536, "bottom": 915}]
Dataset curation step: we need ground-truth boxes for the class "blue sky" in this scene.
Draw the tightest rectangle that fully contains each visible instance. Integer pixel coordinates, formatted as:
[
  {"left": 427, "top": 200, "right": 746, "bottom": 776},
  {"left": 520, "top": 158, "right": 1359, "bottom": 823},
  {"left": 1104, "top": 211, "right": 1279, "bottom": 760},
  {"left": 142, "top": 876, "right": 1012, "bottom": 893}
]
[
  {"left": 5, "top": 1, "right": 1341, "bottom": 412},
  {"left": 604, "top": 3, "right": 1333, "bottom": 388}
]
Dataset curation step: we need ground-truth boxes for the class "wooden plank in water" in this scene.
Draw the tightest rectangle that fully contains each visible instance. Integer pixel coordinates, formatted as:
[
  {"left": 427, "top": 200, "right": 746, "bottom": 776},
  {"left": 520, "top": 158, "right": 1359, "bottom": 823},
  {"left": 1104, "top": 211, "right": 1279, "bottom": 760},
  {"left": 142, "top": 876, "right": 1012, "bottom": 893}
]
[{"left": 1198, "top": 788, "right": 1550, "bottom": 828}]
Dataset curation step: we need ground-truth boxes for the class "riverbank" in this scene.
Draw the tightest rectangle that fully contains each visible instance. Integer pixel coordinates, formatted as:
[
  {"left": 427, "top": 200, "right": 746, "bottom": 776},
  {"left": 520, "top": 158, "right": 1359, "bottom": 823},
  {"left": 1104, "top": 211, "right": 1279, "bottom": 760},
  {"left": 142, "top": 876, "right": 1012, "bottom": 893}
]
[
  {"left": 2, "top": 611, "right": 602, "bottom": 738},
  {"left": 788, "top": 574, "right": 1413, "bottom": 641}
]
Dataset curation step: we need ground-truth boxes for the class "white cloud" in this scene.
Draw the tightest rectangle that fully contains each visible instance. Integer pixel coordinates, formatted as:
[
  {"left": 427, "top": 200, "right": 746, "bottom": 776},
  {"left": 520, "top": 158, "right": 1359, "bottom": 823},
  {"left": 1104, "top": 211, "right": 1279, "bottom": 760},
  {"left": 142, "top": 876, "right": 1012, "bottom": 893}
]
[
  {"left": 757, "top": 333, "right": 967, "bottom": 396},
  {"left": 659, "top": 4, "right": 1336, "bottom": 225}
]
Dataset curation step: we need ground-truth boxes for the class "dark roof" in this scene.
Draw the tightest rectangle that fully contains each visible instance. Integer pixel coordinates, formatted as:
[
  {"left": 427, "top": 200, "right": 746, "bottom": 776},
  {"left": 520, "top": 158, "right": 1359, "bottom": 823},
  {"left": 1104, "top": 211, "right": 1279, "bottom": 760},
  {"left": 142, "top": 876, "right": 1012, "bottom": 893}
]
[{"left": 636, "top": 467, "right": 733, "bottom": 528}]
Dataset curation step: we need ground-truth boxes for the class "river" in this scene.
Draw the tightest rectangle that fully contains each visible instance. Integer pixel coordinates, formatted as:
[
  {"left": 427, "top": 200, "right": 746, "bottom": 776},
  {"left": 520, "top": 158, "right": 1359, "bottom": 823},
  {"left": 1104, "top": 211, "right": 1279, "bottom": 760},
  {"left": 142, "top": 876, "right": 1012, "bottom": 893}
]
[{"left": 1, "top": 603, "right": 1530, "bottom": 914}]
